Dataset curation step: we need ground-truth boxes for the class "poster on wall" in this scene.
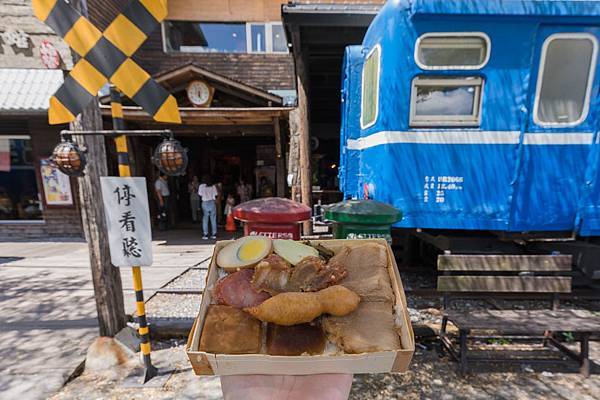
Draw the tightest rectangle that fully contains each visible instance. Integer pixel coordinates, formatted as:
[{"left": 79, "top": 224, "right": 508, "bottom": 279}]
[
  {"left": 40, "top": 158, "right": 73, "bottom": 206},
  {"left": 0, "top": 139, "right": 9, "bottom": 172}
]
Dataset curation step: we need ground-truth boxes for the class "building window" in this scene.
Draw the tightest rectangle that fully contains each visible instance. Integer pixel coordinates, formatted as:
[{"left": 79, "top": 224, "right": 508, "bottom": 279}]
[
  {"left": 165, "top": 21, "right": 247, "bottom": 53},
  {"left": 415, "top": 33, "right": 490, "bottom": 70},
  {"left": 271, "top": 24, "right": 287, "bottom": 53},
  {"left": 164, "top": 21, "right": 288, "bottom": 54},
  {"left": 361, "top": 45, "right": 381, "bottom": 129},
  {"left": 0, "top": 136, "right": 42, "bottom": 221},
  {"left": 410, "top": 76, "right": 483, "bottom": 127},
  {"left": 534, "top": 33, "right": 598, "bottom": 127},
  {"left": 249, "top": 23, "right": 266, "bottom": 52}
]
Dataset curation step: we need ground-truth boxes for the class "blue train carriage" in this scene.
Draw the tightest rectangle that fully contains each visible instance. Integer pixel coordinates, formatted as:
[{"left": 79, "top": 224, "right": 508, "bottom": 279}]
[
  {"left": 344, "top": 0, "right": 600, "bottom": 239},
  {"left": 339, "top": 46, "right": 364, "bottom": 200}
]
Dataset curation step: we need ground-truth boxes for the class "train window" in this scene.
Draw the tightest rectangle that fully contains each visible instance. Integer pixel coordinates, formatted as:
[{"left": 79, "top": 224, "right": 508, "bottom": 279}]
[
  {"left": 361, "top": 45, "right": 380, "bottom": 129},
  {"left": 415, "top": 33, "right": 490, "bottom": 70},
  {"left": 409, "top": 76, "right": 483, "bottom": 127},
  {"left": 534, "top": 33, "right": 598, "bottom": 127}
]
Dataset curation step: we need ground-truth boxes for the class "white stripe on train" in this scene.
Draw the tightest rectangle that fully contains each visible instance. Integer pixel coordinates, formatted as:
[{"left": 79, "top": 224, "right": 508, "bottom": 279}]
[{"left": 346, "top": 131, "right": 595, "bottom": 150}]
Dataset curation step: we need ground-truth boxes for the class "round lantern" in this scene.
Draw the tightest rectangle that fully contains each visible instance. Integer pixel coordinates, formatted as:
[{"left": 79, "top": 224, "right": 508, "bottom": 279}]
[
  {"left": 152, "top": 137, "right": 188, "bottom": 176},
  {"left": 51, "top": 139, "right": 87, "bottom": 176}
]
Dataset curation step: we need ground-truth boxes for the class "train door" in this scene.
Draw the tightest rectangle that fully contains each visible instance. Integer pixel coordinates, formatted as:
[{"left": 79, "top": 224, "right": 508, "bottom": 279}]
[{"left": 510, "top": 26, "right": 599, "bottom": 233}]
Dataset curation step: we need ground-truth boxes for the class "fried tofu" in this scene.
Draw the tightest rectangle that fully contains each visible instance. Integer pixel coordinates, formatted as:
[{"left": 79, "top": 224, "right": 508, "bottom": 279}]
[
  {"left": 266, "top": 323, "right": 326, "bottom": 356},
  {"left": 322, "top": 302, "right": 401, "bottom": 354},
  {"left": 199, "top": 305, "right": 262, "bottom": 354}
]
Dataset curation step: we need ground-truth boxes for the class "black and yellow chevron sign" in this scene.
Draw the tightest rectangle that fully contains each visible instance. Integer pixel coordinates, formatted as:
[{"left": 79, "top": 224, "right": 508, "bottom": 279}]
[{"left": 33, "top": 0, "right": 181, "bottom": 124}]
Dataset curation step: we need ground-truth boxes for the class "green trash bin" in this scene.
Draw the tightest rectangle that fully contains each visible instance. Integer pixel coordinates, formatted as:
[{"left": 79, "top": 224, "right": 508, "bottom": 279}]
[{"left": 323, "top": 200, "right": 402, "bottom": 243}]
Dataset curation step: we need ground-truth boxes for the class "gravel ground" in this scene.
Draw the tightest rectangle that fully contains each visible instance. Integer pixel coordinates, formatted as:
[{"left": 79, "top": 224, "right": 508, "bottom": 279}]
[
  {"left": 51, "top": 339, "right": 600, "bottom": 400},
  {"left": 145, "top": 293, "right": 201, "bottom": 319},
  {"left": 163, "top": 268, "right": 208, "bottom": 291},
  {"left": 100, "top": 262, "right": 600, "bottom": 400}
]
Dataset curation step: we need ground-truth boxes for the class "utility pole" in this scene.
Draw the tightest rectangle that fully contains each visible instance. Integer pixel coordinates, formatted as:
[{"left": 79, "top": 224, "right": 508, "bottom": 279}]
[{"left": 71, "top": 0, "right": 126, "bottom": 337}]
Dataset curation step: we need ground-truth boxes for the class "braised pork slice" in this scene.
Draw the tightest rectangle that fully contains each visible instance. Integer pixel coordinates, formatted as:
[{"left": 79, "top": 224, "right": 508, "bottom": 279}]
[
  {"left": 323, "top": 301, "right": 401, "bottom": 353},
  {"left": 288, "top": 256, "right": 348, "bottom": 292},
  {"left": 251, "top": 254, "right": 347, "bottom": 294},
  {"left": 214, "top": 269, "right": 270, "bottom": 308},
  {"left": 327, "top": 243, "right": 394, "bottom": 302},
  {"left": 251, "top": 254, "right": 291, "bottom": 295}
]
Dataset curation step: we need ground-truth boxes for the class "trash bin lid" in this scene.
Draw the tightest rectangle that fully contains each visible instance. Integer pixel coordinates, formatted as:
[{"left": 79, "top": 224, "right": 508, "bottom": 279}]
[
  {"left": 323, "top": 199, "right": 402, "bottom": 225},
  {"left": 233, "top": 197, "right": 311, "bottom": 223}
]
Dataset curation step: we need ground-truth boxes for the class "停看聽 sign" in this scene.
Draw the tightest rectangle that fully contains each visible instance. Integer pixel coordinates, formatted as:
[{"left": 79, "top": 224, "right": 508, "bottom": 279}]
[{"left": 101, "top": 177, "right": 152, "bottom": 267}]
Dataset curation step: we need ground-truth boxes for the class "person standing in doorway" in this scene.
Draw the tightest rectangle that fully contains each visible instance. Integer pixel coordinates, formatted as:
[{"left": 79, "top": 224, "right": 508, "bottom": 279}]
[
  {"left": 237, "top": 177, "right": 253, "bottom": 204},
  {"left": 188, "top": 175, "right": 200, "bottom": 223},
  {"left": 215, "top": 180, "right": 224, "bottom": 226},
  {"left": 198, "top": 174, "right": 218, "bottom": 240},
  {"left": 154, "top": 172, "right": 170, "bottom": 231},
  {"left": 259, "top": 176, "right": 274, "bottom": 198}
]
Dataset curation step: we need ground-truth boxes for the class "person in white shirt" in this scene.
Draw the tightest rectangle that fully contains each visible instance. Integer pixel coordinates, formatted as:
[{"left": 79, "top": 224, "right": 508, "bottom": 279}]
[
  {"left": 154, "top": 173, "right": 170, "bottom": 230},
  {"left": 198, "top": 174, "right": 218, "bottom": 239}
]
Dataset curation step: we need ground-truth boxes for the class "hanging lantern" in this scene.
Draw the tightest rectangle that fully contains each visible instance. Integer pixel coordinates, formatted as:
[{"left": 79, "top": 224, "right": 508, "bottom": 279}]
[
  {"left": 51, "top": 139, "right": 87, "bottom": 177},
  {"left": 152, "top": 136, "right": 188, "bottom": 176}
]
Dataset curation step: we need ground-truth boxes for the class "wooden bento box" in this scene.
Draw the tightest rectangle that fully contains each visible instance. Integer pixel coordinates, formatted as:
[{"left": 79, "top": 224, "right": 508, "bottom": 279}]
[{"left": 186, "top": 238, "right": 415, "bottom": 375}]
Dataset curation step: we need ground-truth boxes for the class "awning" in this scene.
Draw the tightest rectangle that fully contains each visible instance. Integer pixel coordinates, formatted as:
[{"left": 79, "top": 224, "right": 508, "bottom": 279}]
[
  {"left": 282, "top": 3, "right": 381, "bottom": 26},
  {"left": 0, "top": 69, "right": 63, "bottom": 114}
]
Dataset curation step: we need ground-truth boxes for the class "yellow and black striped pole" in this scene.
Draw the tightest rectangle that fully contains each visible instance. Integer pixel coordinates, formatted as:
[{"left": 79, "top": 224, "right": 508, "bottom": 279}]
[{"left": 110, "top": 86, "right": 158, "bottom": 383}]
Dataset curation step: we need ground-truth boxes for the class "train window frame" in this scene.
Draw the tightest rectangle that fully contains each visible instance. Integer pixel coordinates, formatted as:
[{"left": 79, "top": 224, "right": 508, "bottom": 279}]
[
  {"left": 533, "top": 33, "right": 598, "bottom": 128},
  {"left": 409, "top": 76, "right": 484, "bottom": 127},
  {"left": 360, "top": 44, "right": 381, "bottom": 130},
  {"left": 415, "top": 32, "right": 491, "bottom": 70}
]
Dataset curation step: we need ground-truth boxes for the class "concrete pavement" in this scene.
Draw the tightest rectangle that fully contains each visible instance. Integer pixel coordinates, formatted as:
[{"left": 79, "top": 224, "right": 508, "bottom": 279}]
[{"left": 0, "top": 229, "right": 215, "bottom": 400}]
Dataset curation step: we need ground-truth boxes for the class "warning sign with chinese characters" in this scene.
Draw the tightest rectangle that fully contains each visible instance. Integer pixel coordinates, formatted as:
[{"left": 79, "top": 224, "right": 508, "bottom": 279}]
[{"left": 100, "top": 177, "right": 152, "bottom": 267}]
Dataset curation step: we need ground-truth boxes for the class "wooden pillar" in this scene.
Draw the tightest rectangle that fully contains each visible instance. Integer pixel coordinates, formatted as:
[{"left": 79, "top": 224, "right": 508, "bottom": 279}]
[
  {"left": 274, "top": 117, "right": 286, "bottom": 197},
  {"left": 290, "top": 25, "right": 312, "bottom": 235},
  {"left": 72, "top": 102, "right": 127, "bottom": 337},
  {"left": 68, "top": 0, "right": 126, "bottom": 337}
]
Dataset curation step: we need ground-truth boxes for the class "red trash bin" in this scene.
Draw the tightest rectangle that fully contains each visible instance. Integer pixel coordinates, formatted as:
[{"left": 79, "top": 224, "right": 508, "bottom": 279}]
[{"left": 232, "top": 197, "right": 311, "bottom": 240}]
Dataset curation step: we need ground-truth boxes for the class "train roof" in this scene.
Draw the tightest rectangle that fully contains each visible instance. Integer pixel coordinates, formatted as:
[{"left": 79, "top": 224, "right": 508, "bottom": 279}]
[{"left": 403, "top": 0, "right": 600, "bottom": 17}]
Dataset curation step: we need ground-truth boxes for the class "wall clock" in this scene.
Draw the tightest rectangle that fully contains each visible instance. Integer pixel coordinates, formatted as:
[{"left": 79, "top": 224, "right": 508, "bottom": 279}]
[{"left": 186, "top": 80, "right": 213, "bottom": 107}]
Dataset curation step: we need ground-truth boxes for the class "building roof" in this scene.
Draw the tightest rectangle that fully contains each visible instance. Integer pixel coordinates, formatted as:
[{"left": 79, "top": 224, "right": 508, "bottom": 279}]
[
  {"left": 154, "top": 63, "right": 283, "bottom": 106},
  {"left": 0, "top": 69, "right": 63, "bottom": 114},
  {"left": 283, "top": 3, "right": 381, "bottom": 26}
]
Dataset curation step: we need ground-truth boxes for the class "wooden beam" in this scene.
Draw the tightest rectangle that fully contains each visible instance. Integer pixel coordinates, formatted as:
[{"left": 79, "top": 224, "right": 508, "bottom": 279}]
[
  {"left": 100, "top": 106, "right": 291, "bottom": 126},
  {"left": 438, "top": 255, "right": 572, "bottom": 272},
  {"left": 273, "top": 117, "right": 286, "bottom": 197},
  {"left": 445, "top": 309, "right": 600, "bottom": 332},
  {"left": 437, "top": 276, "right": 572, "bottom": 293},
  {"left": 289, "top": 24, "right": 312, "bottom": 235}
]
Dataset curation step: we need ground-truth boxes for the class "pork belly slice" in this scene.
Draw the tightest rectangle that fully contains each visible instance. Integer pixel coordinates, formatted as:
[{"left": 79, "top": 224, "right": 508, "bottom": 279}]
[{"left": 214, "top": 268, "right": 271, "bottom": 308}]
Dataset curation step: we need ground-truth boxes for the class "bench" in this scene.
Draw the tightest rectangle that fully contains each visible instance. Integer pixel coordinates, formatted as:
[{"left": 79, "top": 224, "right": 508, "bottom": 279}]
[{"left": 437, "top": 254, "right": 600, "bottom": 376}]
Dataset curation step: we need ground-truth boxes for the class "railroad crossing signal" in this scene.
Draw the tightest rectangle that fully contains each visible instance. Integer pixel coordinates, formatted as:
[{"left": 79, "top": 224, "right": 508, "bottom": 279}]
[{"left": 33, "top": 0, "right": 181, "bottom": 125}]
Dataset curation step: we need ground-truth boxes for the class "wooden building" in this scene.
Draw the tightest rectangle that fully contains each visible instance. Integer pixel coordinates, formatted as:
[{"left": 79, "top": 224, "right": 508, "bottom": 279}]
[
  {"left": 87, "top": 0, "right": 296, "bottom": 227},
  {"left": 0, "top": 0, "right": 386, "bottom": 238},
  {"left": 0, "top": 0, "right": 82, "bottom": 238},
  {"left": 282, "top": 1, "right": 385, "bottom": 209}
]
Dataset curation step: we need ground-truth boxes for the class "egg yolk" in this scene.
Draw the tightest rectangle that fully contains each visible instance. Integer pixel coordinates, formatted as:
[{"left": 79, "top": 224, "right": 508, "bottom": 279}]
[{"left": 238, "top": 239, "right": 266, "bottom": 261}]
